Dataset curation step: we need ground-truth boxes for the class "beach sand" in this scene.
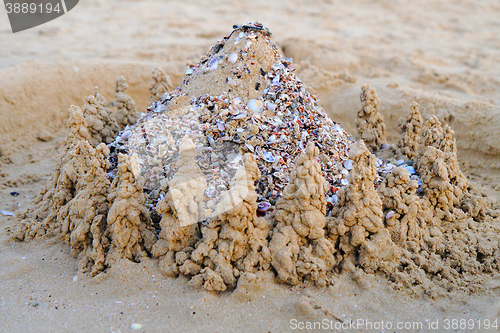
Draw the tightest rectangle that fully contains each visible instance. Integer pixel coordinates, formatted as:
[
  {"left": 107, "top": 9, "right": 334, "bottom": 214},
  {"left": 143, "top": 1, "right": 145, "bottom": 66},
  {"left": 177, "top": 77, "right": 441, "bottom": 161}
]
[{"left": 1, "top": 1, "right": 500, "bottom": 332}]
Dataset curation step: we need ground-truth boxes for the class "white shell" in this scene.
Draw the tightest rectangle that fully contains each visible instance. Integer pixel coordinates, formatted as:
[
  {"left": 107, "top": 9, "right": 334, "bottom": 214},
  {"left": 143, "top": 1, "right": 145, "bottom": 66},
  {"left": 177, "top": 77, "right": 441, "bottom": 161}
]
[
  {"left": 186, "top": 68, "right": 193, "bottom": 75},
  {"left": 121, "top": 130, "right": 131, "bottom": 140},
  {"left": 327, "top": 195, "right": 338, "bottom": 205},
  {"left": 232, "top": 112, "right": 247, "bottom": 120},
  {"left": 209, "top": 61, "right": 218, "bottom": 71},
  {"left": 155, "top": 104, "right": 165, "bottom": 113},
  {"left": 265, "top": 102, "right": 276, "bottom": 112},
  {"left": 344, "top": 160, "right": 353, "bottom": 170},
  {"left": 247, "top": 99, "right": 263, "bottom": 113},
  {"left": 262, "top": 151, "right": 275, "bottom": 163},
  {"left": 227, "top": 52, "right": 238, "bottom": 64},
  {"left": 245, "top": 142, "right": 255, "bottom": 152},
  {"left": 386, "top": 211, "right": 395, "bottom": 219},
  {"left": 404, "top": 166, "right": 416, "bottom": 174},
  {"left": 129, "top": 323, "right": 143, "bottom": 330}
]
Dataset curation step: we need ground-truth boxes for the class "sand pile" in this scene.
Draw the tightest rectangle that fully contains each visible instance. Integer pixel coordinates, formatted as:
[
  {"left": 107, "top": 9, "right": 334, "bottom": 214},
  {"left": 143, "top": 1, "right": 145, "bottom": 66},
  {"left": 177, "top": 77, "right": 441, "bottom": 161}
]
[
  {"left": 13, "top": 23, "right": 500, "bottom": 295},
  {"left": 270, "top": 142, "right": 336, "bottom": 287}
]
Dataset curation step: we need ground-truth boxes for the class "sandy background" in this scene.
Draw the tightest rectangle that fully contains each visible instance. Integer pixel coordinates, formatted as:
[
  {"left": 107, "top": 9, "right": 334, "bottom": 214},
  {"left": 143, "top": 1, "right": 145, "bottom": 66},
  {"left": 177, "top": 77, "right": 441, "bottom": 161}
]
[{"left": 1, "top": 0, "right": 500, "bottom": 332}]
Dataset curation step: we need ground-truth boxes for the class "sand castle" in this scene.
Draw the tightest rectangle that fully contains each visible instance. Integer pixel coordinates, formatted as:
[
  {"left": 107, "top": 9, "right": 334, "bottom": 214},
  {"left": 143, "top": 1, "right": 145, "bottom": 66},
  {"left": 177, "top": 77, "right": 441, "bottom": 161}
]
[
  {"left": 113, "top": 76, "right": 139, "bottom": 128},
  {"left": 328, "top": 141, "right": 400, "bottom": 274},
  {"left": 14, "top": 23, "right": 500, "bottom": 295},
  {"left": 82, "top": 88, "right": 119, "bottom": 146},
  {"left": 149, "top": 66, "right": 173, "bottom": 104},
  {"left": 397, "top": 102, "right": 423, "bottom": 160},
  {"left": 270, "top": 142, "right": 336, "bottom": 287},
  {"left": 356, "top": 84, "right": 388, "bottom": 152}
]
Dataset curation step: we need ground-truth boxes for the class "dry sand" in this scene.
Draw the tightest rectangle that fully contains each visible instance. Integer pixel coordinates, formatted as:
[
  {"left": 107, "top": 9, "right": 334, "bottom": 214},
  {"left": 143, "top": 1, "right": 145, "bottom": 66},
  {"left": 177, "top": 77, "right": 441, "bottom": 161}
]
[{"left": 1, "top": 1, "right": 500, "bottom": 332}]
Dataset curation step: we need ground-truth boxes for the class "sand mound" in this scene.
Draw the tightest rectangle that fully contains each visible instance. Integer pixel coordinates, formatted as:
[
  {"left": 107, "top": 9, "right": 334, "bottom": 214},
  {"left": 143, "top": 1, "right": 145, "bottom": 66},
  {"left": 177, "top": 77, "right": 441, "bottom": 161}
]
[{"left": 13, "top": 23, "right": 500, "bottom": 295}]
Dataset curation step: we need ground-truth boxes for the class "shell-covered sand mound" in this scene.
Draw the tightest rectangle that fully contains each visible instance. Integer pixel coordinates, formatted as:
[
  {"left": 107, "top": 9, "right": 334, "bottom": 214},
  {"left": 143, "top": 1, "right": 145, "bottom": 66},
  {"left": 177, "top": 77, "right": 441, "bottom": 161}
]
[{"left": 13, "top": 23, "right": 500, "bottom": 296}]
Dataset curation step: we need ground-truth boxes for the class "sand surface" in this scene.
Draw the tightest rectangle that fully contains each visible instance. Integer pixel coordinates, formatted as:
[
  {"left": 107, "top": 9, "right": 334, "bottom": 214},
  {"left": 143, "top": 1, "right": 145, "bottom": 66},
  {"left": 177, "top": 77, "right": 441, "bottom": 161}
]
[{"left": 1, "top": 1, "right": 500, "bottom": 332}]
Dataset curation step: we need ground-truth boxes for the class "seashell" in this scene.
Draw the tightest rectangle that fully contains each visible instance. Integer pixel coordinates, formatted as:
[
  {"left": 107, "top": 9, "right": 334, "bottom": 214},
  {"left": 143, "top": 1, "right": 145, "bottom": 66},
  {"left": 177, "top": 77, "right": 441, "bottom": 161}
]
[
  {"left": 265, "top": 102, "right": 276, "bottom": 112},
  {"left": 344, "top": 160, "right": 353, "bottom": 170},
  {"left": 238, "top": 32, "right": 245, "bottom": 38},
  {"left": 247, "top": 99, "right": 263, "bottom": 113},
  {"left": 227, "top": 52, "right": 238, "bottom": 64},
  {"left": 121, "top": 131, "right": 131, "bottom": 140},
  {"left": 157, "top": 144, "right": 168, "bottom": 158},
  {"left": 233, "top": 97, "right": 242, "bottom": 105},
  {"left": 404, "top": 165, "right": 416, "bottom": 174},
  {"left": 155, "top": 104, "right": 166, "bottom": 113},
  {"left": 332, "top": 124, "right": 342, "bottom": 133},
  {"left": 268, "top": 134, "right": 277, "bottom": 143},
  {"left": 245, "top": 142, "right": 255, "bottom": 152},
  {"left": 272, "top": 117, "right": 283, "bottom": 126},
  {"left": 232, "top": 112, "right": 247, "bottom": 120},
  {"left": 129, "top": 323, "right": 143, "bottom": 330},
  {"left": 229, "top": 106, "right": 240, "bottom": 115},
  {"left": 209, "top": 61, "right": 218, "bottom": 71},
  {"left": 217, "top": 122, "right": 225, "bottom": 131},
  {"left": 262, "top": 151, "right": 275, "bottom": 163},
  {"left": 257, "top": 202, "right": 271, "bottom": 212},
  {"left": 205, "top": 185, "right": 216, "bottom": 197},
  {"left": 340, "top": 178, "right": 349, "bottom": 186},
  {"left": 272, "top": 74, "right": 280, "bottom": 84},
  {"left": 386, "top": 211, "right": 395, "bottom": 219},
  {"left": 397, "top": 159, "right": 405, "bottom": 166},
  {"left": 185, "top": 68, "right": 194, "bottom": 75},
  {"left": 273, "top": 171, "right": 284, "bottom": 178},
  {"left": 207, "top": 135, "right": 216, "bottom": 147},
  {"left": 145, "top": 145, "right": 156, "bottom": 155},
  {"left": 327, "top": 195, "right": 338, "bottom": 205}
]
